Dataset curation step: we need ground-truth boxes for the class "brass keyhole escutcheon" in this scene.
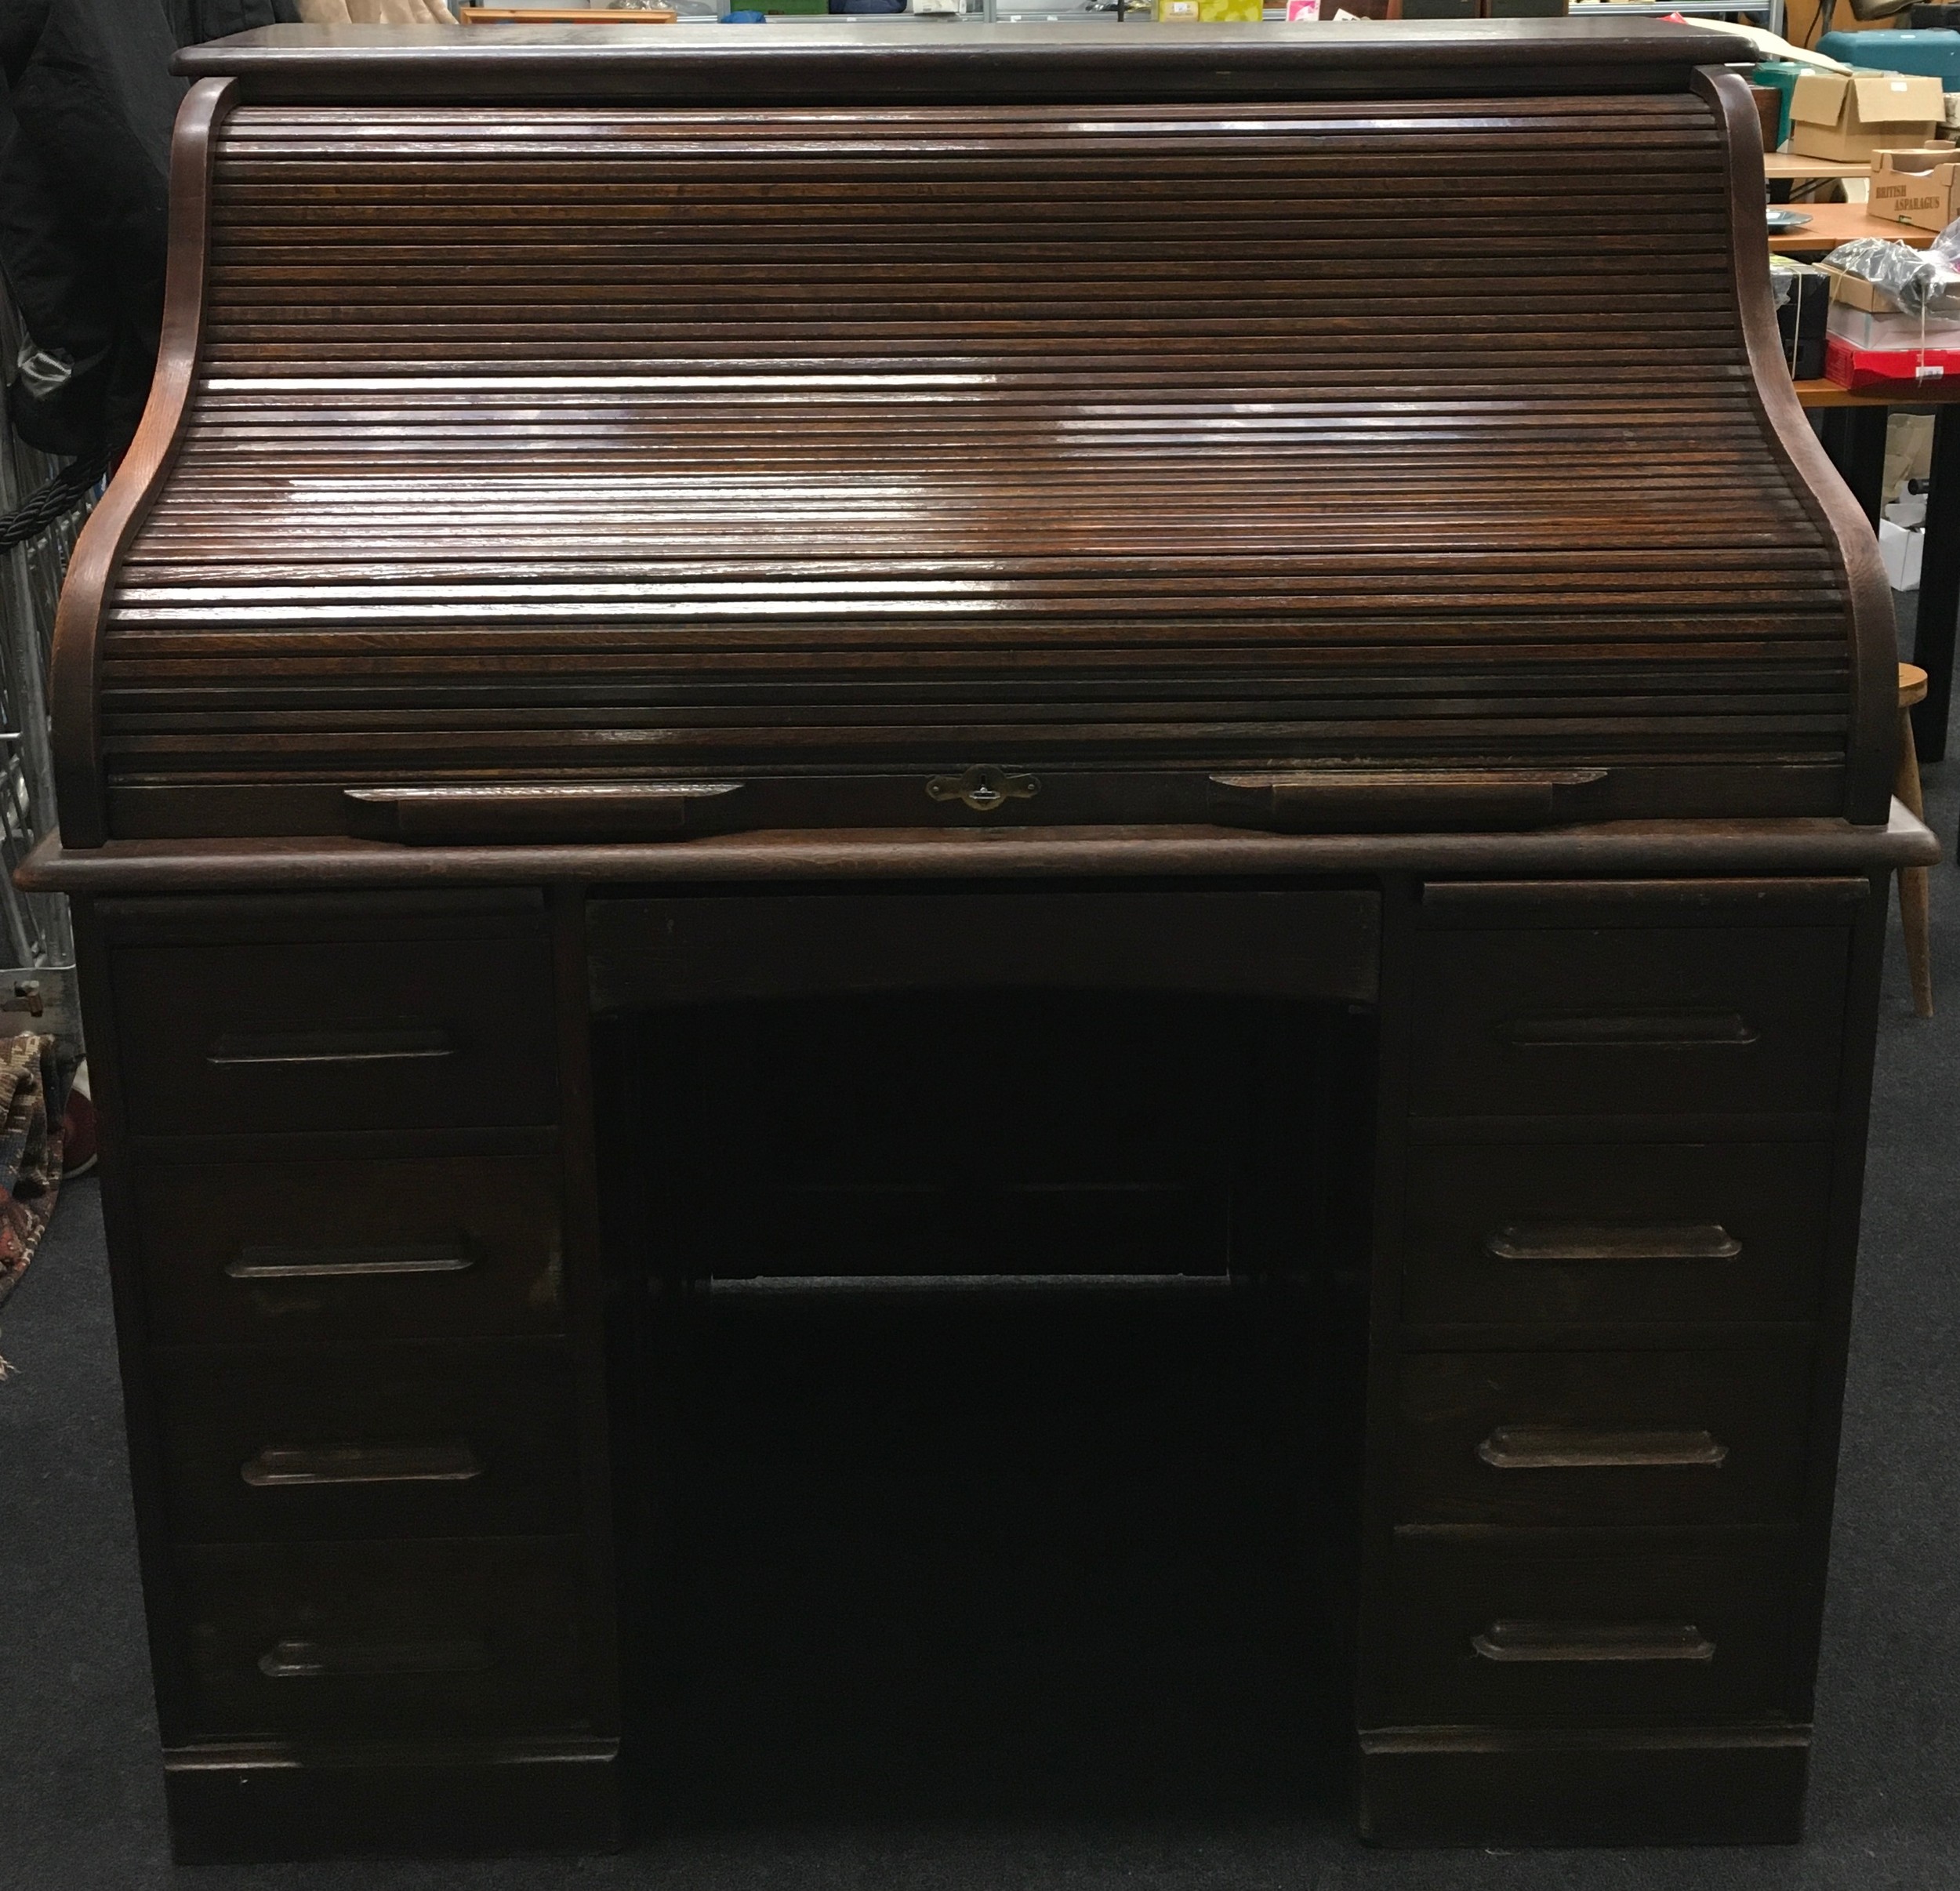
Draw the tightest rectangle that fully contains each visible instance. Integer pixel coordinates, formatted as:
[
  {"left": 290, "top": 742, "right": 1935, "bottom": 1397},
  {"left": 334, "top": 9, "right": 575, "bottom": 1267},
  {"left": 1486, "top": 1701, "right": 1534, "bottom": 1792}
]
[{"left": 925, "top": 764, "right": 1041, "bottom": 814}]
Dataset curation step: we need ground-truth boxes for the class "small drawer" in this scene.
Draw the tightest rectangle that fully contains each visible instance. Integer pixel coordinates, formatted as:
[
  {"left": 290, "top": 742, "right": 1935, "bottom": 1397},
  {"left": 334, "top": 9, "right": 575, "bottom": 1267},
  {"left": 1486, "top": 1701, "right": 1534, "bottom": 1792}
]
[
  {"left": 108, "top": 936, "right": 557, "bottom": 1134},
  {"left": 153, "top": 1341, "right": 582, "bottom": 1542},
  {"left": 1410, "top": 927, "right": 1849, "bottom": 1119},
  {"left": 1395, "top": 1348, "right": 1812, "bottom": 1527},
  {"left": 135, "top": 1155, "right": 565, "bottom": 1344},
  {"left": 1401, "top": 1142, "right": 1834, "bottom": 1328},
  {"left": 172, "top": 1537, "right": 592, "bottom": 1740},
  {"left": 1384, "top": 1536, "right": 1800, "bottom": 1725}
]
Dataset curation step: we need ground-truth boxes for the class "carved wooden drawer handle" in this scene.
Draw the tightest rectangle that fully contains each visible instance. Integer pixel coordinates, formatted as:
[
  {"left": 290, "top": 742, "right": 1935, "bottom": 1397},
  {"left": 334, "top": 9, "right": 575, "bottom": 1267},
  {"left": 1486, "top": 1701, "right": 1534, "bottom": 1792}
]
[
  {"left": 226, "top": 1243, "right": 474, "bottom": 1281},
  {"left": 257, "top": 1637, "right": 492, "bottom": 1679},
  {"left": 207, "top": 1028, "right": 454, "bottom": 1068},
  {"left": 1476, "top": 1425, "right": 1729, "bottom": 1470},
  {"left": 345, "top": 781, "right": 746, "bottom": 842},
  {"left": 1472, "top": 1621, "right": 1715, "bottom": 1664},
  {"left": 240, "top": 1443, "right": 482, "bottom": 1488},
  {"left": 1485, "top": 1223, "right": 1741, "bottom": 1265},
  {"left": 1497, "top": 1013, "right": 1758, "bottom": 1047},
  {"left": 1209, "top": 768, "right": 1606, "bottom": 833}
]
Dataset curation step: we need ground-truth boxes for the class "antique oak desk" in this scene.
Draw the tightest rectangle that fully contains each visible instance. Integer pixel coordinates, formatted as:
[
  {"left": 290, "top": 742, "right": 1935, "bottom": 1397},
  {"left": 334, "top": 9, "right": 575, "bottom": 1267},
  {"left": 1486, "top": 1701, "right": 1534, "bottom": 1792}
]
[{"left": 25, "top": 20, "right": 1941, "bottom": 1862}]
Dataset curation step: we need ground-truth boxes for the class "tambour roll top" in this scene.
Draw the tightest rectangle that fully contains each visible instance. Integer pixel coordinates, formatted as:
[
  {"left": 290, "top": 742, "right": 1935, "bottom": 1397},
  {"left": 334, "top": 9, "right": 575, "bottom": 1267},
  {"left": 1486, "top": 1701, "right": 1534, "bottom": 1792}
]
[{"left": 51, "top": 20, "right": 1896, "bottom": 847}]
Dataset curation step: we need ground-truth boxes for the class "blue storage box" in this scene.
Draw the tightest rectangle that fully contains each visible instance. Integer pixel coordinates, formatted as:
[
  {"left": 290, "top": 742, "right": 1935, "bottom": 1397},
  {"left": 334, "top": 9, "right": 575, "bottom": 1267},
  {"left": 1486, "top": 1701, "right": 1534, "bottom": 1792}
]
[
  {"left": 1819, "top": 28, "right": 1960, "bottom": 88},
  {"left": 1752, "top": 60, "right": 1805, "bottom": 147}
]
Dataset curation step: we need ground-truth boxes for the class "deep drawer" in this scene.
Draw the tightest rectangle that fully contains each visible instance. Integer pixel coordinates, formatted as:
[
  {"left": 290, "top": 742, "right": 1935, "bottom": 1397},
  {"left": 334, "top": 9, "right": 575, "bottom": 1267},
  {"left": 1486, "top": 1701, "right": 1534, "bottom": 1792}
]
[
  {"left": 1383, "top": 1536, "right": 1801, "bottom": 1725},
  {"left": 152, "top": 1342, "right": 582, "bottom": 1543},
  {"left": 1400, "top": 1142, "right": 1835, "bottom": 1328},
  {"left": 1410, "top": 927, "right": 1849, "bottom": 1119},
  {"left": 135, "top": 1155, "right": 565, "bottom": 1345},
  {"left": 108, "top": 937, "right": 557, "bottom": 1134},
  {"left": 1395, "top": 1348, "right": 1813, "bottom": 1527},
  {"left": 172, "top": 1537, "right": 591, "bottom": 1740}
]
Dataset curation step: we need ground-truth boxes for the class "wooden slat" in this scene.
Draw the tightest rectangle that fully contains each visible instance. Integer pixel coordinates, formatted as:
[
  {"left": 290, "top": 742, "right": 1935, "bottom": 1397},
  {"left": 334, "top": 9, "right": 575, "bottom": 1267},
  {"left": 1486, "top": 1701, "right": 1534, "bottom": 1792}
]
[{"left": 98, "top": 92, "right": 1863, "bottom": 828}]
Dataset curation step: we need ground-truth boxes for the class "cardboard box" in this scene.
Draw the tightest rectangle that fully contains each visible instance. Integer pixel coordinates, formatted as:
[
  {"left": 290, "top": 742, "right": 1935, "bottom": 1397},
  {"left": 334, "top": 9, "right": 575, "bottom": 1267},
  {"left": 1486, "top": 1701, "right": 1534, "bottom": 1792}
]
[
  {"left": 1827, "top": 301, "right": 1960, "bottom": 349},
  {"left": 1825, "top": 332, "right": 1960, "bottom": 389},
  {"left": 1818, "top": 260, "right": 1939, "bottom": 314},
  {"left": 1880, "top": 517, "right": 1925, "bottom": 590},
  {"left": 1871, "top": 146, "right": 1960, "bottom": 232},
  {"left": 1788, "top": 71, "right": 1945, "bottom": 161}
]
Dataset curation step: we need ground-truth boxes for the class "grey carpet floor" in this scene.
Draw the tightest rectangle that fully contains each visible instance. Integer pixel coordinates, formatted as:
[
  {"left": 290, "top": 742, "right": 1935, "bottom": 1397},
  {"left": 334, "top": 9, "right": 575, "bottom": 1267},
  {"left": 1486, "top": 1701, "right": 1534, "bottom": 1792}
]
[{"left": 2, "top": 771, "right": 1954, "bottom": 1891}]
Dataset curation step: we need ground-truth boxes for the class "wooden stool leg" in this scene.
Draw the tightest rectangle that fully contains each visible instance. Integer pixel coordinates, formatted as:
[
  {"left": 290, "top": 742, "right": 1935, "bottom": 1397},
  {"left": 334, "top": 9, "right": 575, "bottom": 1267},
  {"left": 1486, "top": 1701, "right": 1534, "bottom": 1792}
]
[{"left": 1896, "top": 707, "right": 1935, "bottom": 1018}]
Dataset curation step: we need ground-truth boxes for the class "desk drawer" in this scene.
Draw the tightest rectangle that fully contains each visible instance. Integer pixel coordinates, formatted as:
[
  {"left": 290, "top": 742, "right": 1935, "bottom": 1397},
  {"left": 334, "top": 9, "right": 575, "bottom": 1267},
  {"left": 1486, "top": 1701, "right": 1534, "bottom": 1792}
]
[
  {"left": 1401, "top": 1142, "right": 1834, "bottom": 1328},
  {"left": 109, "top": 937, "right": 557, "bottom": 1134},
  {"left": 1395, "top": 1348, "right": 1812, "bottom": 1527},
  {"left": 136, "top": 1156, "right": 565, "bottom": 1345},
  {"left": 172, "top": 1537, "right": 591, "bottom": 1740},
  {"left": 153, "top": 1343, "right": 582, "bottom": 1543},
  {"left": 1385, "top": 1537, "right": 1800, "bottom": 1725},
  {"left": 1410, "top": 927, "right": 1849, "bottom": 1119}
]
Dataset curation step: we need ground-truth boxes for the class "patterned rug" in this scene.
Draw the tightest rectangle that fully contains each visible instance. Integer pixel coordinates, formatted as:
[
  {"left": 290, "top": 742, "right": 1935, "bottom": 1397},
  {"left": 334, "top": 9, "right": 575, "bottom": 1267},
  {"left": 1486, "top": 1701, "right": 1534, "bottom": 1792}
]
[{"left": 0, "top": 1034, "right": 64, "bottom": 1314}]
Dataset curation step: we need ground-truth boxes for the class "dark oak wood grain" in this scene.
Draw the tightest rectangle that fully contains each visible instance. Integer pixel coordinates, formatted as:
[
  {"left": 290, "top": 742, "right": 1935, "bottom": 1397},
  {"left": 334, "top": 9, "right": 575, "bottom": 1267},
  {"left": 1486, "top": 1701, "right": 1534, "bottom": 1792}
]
[
  {"left": 49, "top": 78, "right": 238, "bottom": 850},
  {"left": 37, "top": 24, "right": 1920, "bottom": 1863},
  {"left": 1693, "top": 66, "right": 1898, "bottom": 826},
  {"left": 16, "top": 807, "right": 1941, "bottom": 898},
  {"left": 172, "top": 20, "right": 1756, "bottom": 105},
  {"left": 45, "top": 26, "right": 1895, "bottom": 845}
]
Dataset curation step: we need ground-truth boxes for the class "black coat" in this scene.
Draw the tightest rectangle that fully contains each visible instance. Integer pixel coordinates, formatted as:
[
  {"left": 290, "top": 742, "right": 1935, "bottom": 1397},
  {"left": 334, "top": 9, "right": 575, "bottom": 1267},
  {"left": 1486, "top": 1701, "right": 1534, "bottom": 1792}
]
[{"left": 1, "top": 0, "right": 298, "bottom": 461}]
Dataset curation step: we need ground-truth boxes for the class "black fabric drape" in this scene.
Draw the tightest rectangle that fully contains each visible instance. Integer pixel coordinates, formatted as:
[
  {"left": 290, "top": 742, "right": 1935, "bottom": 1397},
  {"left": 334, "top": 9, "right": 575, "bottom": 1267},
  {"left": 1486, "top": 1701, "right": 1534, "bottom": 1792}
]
[{"left": 0, "top": 0, "right": 297, "bottom": 464}]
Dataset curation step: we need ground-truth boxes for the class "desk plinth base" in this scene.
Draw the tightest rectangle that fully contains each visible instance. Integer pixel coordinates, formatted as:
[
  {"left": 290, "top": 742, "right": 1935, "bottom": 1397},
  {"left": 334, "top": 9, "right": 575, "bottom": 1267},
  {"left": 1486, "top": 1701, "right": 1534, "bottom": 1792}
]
[
  {"left": 1358, "top": 1726, "right": 1809, "bottom": 1846},
  {"left": 162, "top": 1737, "right": 622, "bottom": 1864}
]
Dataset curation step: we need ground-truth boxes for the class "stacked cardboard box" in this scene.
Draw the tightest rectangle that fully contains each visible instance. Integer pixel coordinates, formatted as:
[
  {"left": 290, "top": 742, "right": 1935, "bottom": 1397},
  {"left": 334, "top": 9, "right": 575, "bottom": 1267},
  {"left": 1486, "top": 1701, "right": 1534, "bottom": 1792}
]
[
  {"left": 1870, "top": 147, "right": 1960, "bottom": 232},
  {"left": 1820, "top": 263, "right": 1960, "bottom": 387},
  {"left": 1789, "top": 71, "right": 1945, "bottom": 160}
]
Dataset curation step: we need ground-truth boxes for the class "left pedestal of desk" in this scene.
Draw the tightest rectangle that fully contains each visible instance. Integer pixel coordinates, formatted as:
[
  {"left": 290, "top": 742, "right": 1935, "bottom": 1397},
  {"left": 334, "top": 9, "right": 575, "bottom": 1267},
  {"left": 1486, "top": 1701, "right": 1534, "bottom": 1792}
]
[{"left": 72, "top": 885, "right": 624, "bottom": 1863}]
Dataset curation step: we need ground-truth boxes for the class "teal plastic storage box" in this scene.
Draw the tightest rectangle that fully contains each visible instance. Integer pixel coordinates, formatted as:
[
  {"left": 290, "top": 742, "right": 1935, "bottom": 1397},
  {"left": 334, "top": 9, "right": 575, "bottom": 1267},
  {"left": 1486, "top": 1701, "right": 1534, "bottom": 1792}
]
[
  {"left": 1752, "top": 60, "right": 1805, "bottom": 147},
  {"left": 1818, "top": 28, "right": 1960, "bottom": 87}
]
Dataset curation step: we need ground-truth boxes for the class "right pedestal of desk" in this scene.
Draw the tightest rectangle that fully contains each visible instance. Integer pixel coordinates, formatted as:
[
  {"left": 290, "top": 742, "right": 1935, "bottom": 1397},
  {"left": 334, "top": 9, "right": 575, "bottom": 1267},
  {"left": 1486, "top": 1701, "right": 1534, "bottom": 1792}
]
[{"left": 1356, "top": 870, "right": 1884, "bottom": 1846}]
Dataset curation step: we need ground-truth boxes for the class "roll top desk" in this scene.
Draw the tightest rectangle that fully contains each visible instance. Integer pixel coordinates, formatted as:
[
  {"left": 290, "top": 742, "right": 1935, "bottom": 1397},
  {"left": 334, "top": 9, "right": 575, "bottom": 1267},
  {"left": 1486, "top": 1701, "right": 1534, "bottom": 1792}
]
[{"left": 27, "top": 20, "right": 1940, "bottom": 1860}]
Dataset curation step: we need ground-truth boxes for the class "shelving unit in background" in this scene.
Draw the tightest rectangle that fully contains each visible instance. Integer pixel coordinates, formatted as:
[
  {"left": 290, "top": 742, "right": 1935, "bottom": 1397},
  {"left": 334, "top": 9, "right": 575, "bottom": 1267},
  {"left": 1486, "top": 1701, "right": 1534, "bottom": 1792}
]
[
  {"left": 1571, "top": 0, "right": 1780, "bottom": 24},
  {"left": 0, "top": 283, "right": 92, "bottom": 1056}
]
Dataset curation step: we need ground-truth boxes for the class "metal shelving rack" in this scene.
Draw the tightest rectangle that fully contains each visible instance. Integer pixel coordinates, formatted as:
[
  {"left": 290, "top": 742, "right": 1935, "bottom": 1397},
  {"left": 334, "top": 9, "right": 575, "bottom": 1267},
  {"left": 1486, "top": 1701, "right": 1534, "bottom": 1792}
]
[
  {"left": 0, "top": 284, "right": 93, "bottom": 1053},
  {"left": 982, "top": 1, "right": 1784, "bottom": 27}
]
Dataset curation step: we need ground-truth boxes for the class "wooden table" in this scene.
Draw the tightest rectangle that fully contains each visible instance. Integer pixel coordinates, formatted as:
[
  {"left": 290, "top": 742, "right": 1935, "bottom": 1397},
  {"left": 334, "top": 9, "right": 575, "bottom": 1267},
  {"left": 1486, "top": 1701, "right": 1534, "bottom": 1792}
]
[
  {"left": 1762, "top": 210, "right": 1955, "bottom": 753},
  {"left": 1795, "top": 376, "right": 1960, "bottom": 757},
  {"left": 1763, "top": 151, "right": 1876, "bottom": 181},
  {"left": 1766, "top": 202, "right": 1936, "bottom": 255}
]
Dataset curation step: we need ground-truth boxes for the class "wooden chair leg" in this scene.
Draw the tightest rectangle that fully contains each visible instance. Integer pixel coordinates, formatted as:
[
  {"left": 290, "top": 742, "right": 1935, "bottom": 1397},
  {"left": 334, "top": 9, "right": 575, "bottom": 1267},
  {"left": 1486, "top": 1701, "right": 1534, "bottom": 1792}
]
[{"left": 1896, "top": 698, "right": 1934, "bottom": 1018}]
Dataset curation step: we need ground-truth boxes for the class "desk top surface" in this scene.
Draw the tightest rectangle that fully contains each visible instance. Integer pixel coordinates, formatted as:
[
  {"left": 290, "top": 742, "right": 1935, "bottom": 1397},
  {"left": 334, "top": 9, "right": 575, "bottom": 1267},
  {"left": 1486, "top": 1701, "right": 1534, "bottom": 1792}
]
[
  {"left": 19, "top": 806, "right": 1939, "bottom": 898},
  {"left": 174, "top": 17, "right": 1753, "bottom": 99}
]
